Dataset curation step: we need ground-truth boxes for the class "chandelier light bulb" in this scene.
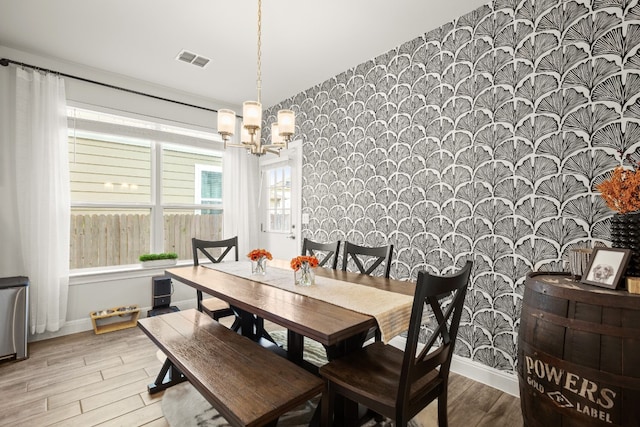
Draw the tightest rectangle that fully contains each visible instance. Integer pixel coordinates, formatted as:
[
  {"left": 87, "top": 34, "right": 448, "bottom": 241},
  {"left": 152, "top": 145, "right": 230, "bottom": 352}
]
[
  {"left": 217, "top": 109, "right": 236, "bottom": 136},
  {"left": 241, "top": 123, "right": 260, "bottom": 144},
  {"left": 277, "top": 109, "right": 295, "bottom": 135},
  {"left": 243, "top": 101, "right": 262, "bottom": 129},
  {"left": 241, "top": 123, "right": 251, "bottom": 144},
  {"left": 271, "top": 123, "right": 283, "bottom": 145}
]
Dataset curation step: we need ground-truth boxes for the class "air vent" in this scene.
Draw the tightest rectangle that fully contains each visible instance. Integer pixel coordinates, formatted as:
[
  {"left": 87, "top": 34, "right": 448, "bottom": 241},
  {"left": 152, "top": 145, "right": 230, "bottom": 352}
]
[{"left": 176, "top": 50, "right": 210, "bottom": 68}]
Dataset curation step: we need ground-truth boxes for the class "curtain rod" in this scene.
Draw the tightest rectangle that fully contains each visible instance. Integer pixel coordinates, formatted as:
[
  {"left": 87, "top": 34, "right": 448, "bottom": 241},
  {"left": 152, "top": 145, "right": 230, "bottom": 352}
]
[{"left": 0, "top": 57, "right": 230, "bottom": 115}]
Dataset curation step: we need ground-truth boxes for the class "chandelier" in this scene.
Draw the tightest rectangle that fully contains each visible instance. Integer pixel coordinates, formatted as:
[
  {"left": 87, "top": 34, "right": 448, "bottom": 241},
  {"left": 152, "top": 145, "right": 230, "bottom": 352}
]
[{"left": 217, "top": 0, "right": 295, "bottom": 156}]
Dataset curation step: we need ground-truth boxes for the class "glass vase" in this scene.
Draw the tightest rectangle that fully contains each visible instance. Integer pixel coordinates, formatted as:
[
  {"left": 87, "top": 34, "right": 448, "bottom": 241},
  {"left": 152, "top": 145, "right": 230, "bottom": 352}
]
[
  {"left": 251, "top": 256, "right": 267, "bottom": 275},
  {"left": 295, "top": 263, "right": 315, "bottom": 286}
]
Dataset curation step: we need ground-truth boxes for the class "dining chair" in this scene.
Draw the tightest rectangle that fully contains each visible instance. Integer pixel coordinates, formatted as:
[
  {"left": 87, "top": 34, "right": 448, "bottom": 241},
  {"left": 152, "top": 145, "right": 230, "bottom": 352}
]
[
  {"left": 320, "top": 260, "right": 473, "bottom": 427},
  {"left": 192, "top": 237, "right": 240, "bottom": 330},
  {"left": 302, "top": 238, "right": 341, "bottom": 269},
  {"left": 341, "top": 241, "right": 393, "bottom": 279}
]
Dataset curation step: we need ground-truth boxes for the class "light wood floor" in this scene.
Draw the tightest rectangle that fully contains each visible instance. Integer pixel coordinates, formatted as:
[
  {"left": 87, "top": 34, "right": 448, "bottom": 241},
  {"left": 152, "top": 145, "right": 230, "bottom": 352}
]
[{"left": 0, "top": 324, "right": 523, "bottom": 426}]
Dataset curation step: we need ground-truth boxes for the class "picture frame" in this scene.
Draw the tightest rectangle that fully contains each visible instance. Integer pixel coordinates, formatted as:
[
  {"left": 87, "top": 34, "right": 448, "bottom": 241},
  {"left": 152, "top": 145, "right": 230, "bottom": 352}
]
[{"left": 581, "top": 247, "right": 632, "bottom": 289}]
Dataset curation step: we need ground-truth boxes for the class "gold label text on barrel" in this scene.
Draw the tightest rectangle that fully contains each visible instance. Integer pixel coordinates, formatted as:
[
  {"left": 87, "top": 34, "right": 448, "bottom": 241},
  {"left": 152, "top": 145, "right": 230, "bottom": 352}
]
[{"left": 524, "top": 355, "right": 618, "bottom": 424}]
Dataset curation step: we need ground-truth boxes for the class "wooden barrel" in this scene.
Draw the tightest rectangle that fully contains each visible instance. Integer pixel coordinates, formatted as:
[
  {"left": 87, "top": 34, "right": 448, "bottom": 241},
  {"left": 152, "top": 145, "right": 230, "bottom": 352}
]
[{"left": 517, "top": 272, "right": 640, "bottom": 426}]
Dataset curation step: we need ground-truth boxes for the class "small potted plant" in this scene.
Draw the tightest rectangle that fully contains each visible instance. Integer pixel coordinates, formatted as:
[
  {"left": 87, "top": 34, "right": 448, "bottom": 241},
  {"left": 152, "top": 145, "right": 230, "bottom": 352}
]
[{"left": 139, "top": 252, "right": 178, "bottom": 268}]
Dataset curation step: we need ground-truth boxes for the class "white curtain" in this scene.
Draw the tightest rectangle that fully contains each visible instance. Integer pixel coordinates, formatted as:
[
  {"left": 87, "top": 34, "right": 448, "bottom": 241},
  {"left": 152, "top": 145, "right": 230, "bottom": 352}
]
[
  {"left": 13, "top": 68, "right": 70, "bottom": 334},
  {"left": 223, "top": 148, "right": 260, "bottom": 256}
]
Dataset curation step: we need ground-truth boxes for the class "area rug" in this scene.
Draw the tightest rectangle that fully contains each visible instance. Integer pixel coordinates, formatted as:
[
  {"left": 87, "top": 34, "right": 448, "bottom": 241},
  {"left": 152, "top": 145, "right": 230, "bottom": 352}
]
[
  {"left": 269, "top": 330, "right": 328, "bottom": 367},
  {"left": 162, "top": 381, "right": 319, "bottom": 426},
  {"left": 162, "top": 382, "right": 431, "bottom": 427},
  {"left": 160, "top": 330, "right": 433, "bottom": 426}
]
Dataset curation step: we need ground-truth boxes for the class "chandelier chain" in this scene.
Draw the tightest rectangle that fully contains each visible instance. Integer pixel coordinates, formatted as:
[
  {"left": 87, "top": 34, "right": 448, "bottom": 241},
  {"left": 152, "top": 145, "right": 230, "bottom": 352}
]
[
  {"left": 217, "top": 0, "right": 294, "bottom": 155},
  {"left": 256, "top": 0, "right": 262, "bottom": 103}
]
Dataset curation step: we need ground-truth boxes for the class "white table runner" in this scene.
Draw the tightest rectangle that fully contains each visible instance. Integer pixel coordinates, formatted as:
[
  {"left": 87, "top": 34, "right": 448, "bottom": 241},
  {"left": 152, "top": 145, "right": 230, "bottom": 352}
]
[{"left": 207, "top": 261, "right": 413, "bottom": 343}]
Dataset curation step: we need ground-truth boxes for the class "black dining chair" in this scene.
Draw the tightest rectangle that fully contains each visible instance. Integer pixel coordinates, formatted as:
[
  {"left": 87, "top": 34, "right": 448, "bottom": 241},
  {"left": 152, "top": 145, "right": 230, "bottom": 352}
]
[
  {"left": 302, "top": 238, "right": 341, "bottom": 269},
  {"left": 341, "top": 241, "right": 393, "bottom": 279},
  {"left": 320, "top": 261, "right": 473, "bottom": 427},
  {"left": 192, "top": 237, "right": 240, "bottom": 331}
]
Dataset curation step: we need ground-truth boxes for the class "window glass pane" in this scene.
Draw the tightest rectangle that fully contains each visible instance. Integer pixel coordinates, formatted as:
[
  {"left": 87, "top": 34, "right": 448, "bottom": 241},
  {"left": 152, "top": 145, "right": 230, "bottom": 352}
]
[
  {"left": 70, "top": 207, "right": 151, "bottom": 268},
  {"left": 265, "top": 165, "right": 292, "bottom": 232},
  {"left": 69, "top": 136, "right": 151, "bottom": 203},
  {"left": 162, "top": 144, "right": 222, "bottom": 204},
  {"left": 201, "top": 170, "right": 222, "bottom": 201},
  {"left": 163, "top": 209, "right": 223, "bottom": 260}
]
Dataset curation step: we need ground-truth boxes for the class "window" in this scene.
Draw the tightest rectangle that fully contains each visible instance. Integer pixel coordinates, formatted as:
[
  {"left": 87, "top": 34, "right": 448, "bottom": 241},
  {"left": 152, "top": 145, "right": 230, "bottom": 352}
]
[
  {"left": 265, "top": 166, "right": 291, "bottom": 232},
  {"left": 195, "top": 164, "right": 222, "bottom": 213},
  {"left": 68, "top": 107, "right": 224, "bottom": 269}
]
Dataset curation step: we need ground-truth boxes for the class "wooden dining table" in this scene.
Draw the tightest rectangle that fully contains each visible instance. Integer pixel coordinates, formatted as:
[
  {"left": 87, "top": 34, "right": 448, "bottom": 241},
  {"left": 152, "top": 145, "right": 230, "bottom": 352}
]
[{"left": 164, "top": 259, "right": 416, "bottom": 368}]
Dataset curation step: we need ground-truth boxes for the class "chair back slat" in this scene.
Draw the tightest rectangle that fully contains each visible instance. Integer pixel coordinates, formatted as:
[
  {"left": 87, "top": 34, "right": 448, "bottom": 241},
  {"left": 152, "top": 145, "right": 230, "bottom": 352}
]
[
  {"left": 192, "top": 237, "right": 239, "bottom": 266},
  {"left": 341, "top": 241, "right": 393, "bottom": 278},
  {"left": 397, "top": 261, "right": 472, "bottom": 417},
  {"left": 302, "top": 238, "right": 340, "bottom": 270},
  {"left": 191, "top": 236, "right": 239, "bottom": 321}
]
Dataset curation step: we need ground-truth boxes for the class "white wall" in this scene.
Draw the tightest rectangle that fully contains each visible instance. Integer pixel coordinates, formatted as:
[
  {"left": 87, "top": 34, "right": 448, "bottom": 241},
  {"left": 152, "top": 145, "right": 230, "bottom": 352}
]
[
  {"left": 33, "top": 264, "right": 199, "bottom": 342},
  {"left": 0, "top": 45, "right": 241, "bottom": 341}
]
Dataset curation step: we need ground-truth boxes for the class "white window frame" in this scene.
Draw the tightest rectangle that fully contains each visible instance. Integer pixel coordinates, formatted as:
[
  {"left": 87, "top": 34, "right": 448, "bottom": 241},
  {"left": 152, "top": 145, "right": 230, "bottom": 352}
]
[{"left": 68, "top": 105, "right": 225, "bottom": 272}]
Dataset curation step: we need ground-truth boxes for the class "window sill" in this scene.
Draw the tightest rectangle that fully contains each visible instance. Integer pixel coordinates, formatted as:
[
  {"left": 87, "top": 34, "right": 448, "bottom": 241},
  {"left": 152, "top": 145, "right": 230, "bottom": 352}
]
[{"left": 69, "top": 260, "right": 192, "bottom": 285}]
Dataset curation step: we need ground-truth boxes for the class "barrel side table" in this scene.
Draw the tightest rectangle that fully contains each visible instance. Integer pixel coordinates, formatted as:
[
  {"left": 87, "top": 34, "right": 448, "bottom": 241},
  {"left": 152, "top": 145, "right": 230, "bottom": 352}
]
[{"left": 518, "top": 272, "right": 640, "bottom": 426}]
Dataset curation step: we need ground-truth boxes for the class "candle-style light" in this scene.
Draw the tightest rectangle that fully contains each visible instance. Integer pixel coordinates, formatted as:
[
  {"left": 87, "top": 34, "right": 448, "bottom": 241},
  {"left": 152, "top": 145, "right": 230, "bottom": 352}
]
[
  {"left": 217, "top": 0, "right": 294, "bottom": 156},
  {"left": 217, "top": 109, "right": 236, "bottom": 148}
]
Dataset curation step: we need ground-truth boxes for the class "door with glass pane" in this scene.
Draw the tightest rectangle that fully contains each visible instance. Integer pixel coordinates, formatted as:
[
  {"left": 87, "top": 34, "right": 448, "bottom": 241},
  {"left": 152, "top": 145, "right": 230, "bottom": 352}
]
[{"left": 258, "top": 142, "right": 301, "bottom": 260}]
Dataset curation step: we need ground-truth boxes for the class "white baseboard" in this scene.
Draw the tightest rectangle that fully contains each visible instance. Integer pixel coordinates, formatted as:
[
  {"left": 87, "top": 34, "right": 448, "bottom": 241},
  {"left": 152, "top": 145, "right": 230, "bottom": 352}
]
[
  {"left": 387, "top": 335, "right": 519, "bottom": 398},
  {"left": 29, "top": 299, "right": 198, "bottom": 342},
  {"left": 450, "top": 354, "right": 520, "bottom": 397}
]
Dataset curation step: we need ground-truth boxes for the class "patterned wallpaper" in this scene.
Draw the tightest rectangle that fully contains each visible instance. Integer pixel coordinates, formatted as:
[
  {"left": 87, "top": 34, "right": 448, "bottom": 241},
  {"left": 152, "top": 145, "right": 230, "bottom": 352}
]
[{"left": 265, "top": 0, "right": 640, "bottom": 373}]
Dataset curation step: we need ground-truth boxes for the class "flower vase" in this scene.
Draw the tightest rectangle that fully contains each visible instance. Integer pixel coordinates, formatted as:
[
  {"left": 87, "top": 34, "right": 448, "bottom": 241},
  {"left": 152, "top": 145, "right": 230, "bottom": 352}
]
[
  {"left": 610, "top": 212, "right": 640, "bottom": 277},
  {"left": 295, "top": 263, "right": 315, "bottom": 286},
  {"left": 251, "top": 256, "right": 267, "bottom": 275}
]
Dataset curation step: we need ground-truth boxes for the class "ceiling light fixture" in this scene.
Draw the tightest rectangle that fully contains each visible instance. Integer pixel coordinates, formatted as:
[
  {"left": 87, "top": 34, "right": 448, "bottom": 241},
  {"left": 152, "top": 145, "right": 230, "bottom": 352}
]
[{"left": 217, "top": 0, "right": 294, "bottom": 156}]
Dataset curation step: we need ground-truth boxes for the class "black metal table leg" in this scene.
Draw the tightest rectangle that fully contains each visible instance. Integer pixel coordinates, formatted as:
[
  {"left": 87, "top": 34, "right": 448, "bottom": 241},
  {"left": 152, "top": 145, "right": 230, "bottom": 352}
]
[{"left": 287, "top": 330, "right": 304, "bottom": 365}]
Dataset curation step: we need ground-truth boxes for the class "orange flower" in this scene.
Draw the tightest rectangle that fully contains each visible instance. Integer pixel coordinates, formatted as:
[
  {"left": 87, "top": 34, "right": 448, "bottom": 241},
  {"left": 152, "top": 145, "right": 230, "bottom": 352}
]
[
  {"left": 247, "top": 249, "right": 273, "bottom": 261},
  {"left": 290, "top": 255, "right": 319, "bottom": 271},
  {"left": 596, "top": 167, "right": 640, "bottom": 214}
]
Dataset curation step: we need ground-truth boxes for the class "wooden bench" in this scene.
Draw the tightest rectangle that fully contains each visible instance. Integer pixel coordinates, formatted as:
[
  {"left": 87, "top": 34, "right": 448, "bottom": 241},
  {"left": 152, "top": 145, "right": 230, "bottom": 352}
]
[{"left": 137, "top": 309, "right": 324, "bottom": 427}]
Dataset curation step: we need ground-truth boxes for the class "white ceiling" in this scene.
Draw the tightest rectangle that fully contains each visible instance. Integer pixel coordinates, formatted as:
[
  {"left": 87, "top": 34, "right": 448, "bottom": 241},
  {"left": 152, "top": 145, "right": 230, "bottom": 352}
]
[{"left": 0, "top": 0, "right": 489, "bottom": 109}]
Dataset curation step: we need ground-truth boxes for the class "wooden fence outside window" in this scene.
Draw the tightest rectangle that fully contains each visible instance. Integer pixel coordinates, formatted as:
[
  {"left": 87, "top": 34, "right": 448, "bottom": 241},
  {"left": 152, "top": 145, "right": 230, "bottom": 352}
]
[{"left": 70, "top": 213, "right": 223, "bottom": 269}]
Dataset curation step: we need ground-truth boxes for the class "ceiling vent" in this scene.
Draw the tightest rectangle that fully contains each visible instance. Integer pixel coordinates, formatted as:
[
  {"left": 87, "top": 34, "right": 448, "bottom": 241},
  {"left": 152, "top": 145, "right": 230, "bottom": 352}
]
[{"left": 176, "top": 50, "right": 210, "bottom": 68}]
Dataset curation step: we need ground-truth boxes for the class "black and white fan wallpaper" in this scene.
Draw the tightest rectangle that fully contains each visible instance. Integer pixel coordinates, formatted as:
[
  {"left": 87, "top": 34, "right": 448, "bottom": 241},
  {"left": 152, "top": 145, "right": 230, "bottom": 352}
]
[{"left": 265, "top": 0, "right": 640, "bottom": 373}]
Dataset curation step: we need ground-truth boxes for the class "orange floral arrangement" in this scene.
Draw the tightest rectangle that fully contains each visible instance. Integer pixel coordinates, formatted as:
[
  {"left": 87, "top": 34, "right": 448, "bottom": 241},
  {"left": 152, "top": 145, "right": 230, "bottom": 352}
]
[
  {"left": 290, "top": 255, "right": 319, "bottom": 271},
  {"left": 247, "top": 249, "right": 273, "bottom": 261},
  {"left": 597, "top": 166, "right": 640, "bottom": 214}
]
